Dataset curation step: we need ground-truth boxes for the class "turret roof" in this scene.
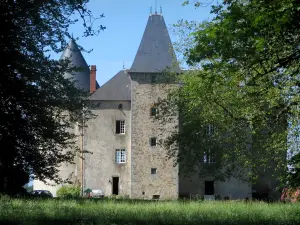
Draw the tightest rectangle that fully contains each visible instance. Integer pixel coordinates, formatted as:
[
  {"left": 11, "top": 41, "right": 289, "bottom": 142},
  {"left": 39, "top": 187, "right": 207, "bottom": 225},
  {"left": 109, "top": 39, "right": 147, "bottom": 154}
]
[{"left": 130, "top": 14, "right": 180, "bottom": 73}]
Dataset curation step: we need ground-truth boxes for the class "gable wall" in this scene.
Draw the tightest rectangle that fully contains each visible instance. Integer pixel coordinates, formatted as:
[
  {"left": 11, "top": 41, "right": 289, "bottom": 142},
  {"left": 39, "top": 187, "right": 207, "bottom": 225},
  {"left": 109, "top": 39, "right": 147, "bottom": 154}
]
[{"left": 84, "top": 101, "right": 131, "bottom": 197}]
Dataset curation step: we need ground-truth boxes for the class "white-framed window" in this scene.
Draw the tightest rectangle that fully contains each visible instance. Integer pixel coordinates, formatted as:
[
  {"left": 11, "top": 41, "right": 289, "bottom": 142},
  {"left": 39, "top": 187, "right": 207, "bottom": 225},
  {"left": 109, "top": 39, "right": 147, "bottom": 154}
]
[
  {"left": 205, "top": 124, "right": 215, "bottom": 136},
  {"left": 150, "top": 137, "right": 157, "bottom": 147},
  {"left": 115, "top": 149, "right": 126, "bottom": 163},
  {"left": 116, "top": 120, "right": 125, "bottom": 134},
  {"left": 203, "top": 149, "right": 215, "bottom": 164}
]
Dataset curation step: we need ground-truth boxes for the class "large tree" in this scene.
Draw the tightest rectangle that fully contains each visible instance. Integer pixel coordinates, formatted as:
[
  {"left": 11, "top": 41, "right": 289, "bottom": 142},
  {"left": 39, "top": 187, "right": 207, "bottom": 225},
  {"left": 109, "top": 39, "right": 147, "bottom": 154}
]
[
  {"left": 0, "top": 0, "right": 104, "bottom": 194},
  {"left": 159, "top": 0, "right": 299, "bottom": 184}
]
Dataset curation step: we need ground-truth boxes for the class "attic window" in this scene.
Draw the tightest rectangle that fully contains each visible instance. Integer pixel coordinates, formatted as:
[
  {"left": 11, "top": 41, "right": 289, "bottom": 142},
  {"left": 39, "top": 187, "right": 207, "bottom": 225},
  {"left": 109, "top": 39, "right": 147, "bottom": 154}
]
[{"left": 118, "top": 103, "right": 123, "bottom": 109}]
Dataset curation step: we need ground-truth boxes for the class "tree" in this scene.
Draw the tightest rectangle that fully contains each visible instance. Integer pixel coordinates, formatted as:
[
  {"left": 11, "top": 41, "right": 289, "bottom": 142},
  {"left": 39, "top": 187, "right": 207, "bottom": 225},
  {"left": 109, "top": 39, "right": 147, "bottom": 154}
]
[
  {"left": 286, "top": 153, "right": 300, "bottom": 188},
  {"left": 159, "top": 0, "right": 299, "bottom": 184},
  {"left": 0, "top": 0, "right": 105, "bottom": 194}
]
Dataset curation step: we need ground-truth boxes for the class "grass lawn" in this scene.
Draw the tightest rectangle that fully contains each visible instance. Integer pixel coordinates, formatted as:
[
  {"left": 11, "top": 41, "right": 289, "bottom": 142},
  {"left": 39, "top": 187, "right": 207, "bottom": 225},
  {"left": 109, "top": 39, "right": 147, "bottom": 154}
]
[{"left": 0, "top": 197, "right": 299, "bottom": 225}]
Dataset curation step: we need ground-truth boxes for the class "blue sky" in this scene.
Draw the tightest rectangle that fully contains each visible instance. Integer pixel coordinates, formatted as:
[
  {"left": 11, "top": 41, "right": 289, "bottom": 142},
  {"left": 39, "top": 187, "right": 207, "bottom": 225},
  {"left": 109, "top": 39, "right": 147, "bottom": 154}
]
[{"left": 56, "top": 0, "right": 214, "bottom": 86}]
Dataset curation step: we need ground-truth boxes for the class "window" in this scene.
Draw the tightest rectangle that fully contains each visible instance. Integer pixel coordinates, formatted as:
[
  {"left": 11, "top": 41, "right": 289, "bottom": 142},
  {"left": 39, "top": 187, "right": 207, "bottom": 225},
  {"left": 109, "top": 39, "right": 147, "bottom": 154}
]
[
  {"left": 152, "top": 195, "right": 160, "bottom": 200},
  {"left": 205, "top": 124, "right": 215, "bottom": 136},
  {"left": 150, "top": 137, "right": 157, "bottom": 147},
  {"left": 203, "top": 149, "right": 215, "bottom": 164},
  {"left": 151, "top": 74, "right": 157, "bottom": 83},
  {"left": 151, "top": 168, "right": 157, "bottom": 174},
  {"left": 150, "top": 107, "right": 157, "bottom": 116},
  {"left": 116, "top": 120, "right": 125, "bottom": 134},
  {"left": 115, "top": 149, "right": 126, "bottom": 163}
]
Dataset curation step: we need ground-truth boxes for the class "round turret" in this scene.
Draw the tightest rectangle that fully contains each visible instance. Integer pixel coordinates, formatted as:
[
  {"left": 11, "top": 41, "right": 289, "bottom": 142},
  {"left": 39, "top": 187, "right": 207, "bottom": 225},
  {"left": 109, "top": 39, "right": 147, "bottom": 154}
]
[{"left": 60, "top": 39, "right": 90, "bottom": 91}]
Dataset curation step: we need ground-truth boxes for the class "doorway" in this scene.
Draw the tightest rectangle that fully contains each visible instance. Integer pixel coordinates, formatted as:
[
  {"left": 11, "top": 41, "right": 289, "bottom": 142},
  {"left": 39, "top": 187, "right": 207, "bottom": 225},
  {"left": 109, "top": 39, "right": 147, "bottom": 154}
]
[
  {"left": 205, "top": 181, "right": 215, "bottom": 195},
  {"left": 112, "top": 177, "right": 119, "bottom": 195}
]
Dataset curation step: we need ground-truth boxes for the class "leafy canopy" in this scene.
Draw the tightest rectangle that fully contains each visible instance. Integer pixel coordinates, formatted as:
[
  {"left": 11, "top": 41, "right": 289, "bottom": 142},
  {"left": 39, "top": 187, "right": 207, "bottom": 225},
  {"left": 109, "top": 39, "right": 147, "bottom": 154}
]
[
  {"left": 160, "top": 0, "right": 299, "bottom": 183},
  {"left": 0, "top": 0, "right": 105, "bottom": 192}
]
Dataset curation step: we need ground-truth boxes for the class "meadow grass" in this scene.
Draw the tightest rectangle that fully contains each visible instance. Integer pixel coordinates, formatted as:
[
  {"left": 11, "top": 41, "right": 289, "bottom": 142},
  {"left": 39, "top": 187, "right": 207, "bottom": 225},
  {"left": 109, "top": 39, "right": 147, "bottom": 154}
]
[{"left": 0, "top": 197, "right": 299, "bottom": 225}]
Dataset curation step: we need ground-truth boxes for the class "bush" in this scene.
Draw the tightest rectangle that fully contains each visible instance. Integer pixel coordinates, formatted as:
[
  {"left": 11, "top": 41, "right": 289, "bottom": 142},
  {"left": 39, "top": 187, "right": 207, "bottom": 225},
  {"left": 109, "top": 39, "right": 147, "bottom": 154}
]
[
  {"left": 281, "top": 187, "right": 300, "bottom": 202},
  {"left": 56, "top": 185, "right": 80, "bottom": 198}
]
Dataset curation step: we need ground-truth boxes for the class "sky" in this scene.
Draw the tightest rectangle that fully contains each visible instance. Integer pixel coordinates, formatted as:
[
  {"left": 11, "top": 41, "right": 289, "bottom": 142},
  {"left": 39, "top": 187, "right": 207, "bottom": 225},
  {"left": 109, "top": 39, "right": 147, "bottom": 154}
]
[{"left": 54, "top": 0, "right": 215, "bottom": 86}]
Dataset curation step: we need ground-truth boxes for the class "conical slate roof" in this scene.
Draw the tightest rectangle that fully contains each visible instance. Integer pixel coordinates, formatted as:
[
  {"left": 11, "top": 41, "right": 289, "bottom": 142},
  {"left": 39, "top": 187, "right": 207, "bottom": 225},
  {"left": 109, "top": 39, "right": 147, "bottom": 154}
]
[
  {"left": 89, "top": 70, "right": 131, "bottom": 101},
  {"left": 130, "top": 14, "right": 180, "bottom": 73},
  {"left": 60, "top": 39, "right": 90, "bottom": 91}
]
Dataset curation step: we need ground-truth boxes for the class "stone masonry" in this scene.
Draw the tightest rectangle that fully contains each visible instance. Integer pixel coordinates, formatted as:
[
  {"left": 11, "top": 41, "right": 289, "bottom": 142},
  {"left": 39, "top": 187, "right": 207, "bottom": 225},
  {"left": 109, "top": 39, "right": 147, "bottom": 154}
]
[{"left": 130, "top": 74, "right": 179, "bottom": 200}]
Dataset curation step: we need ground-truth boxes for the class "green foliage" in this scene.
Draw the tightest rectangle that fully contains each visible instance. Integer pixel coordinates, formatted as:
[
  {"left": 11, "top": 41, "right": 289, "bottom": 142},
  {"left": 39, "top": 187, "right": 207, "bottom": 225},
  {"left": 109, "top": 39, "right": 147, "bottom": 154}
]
[
  {"left": 0, "top": 198, "right": 299, "bottom": 225},
  {"left": 286, "top": 153, "right": 300, "bottom": 188},
  {"left": 0, "top": 0, "right": 105, "bottom": 193},
  {"left": 162, "top": 0, "right": 300, "bottom": 183},
  {"left": 57, "top": 185, "right": 81, "bottom": 198}
]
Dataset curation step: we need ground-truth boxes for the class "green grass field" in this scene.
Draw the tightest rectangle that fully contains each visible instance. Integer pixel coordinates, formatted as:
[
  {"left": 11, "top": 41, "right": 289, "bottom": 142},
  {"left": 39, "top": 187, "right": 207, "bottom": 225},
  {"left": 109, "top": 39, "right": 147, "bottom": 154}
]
[{"left": 0, "top": 197, "right": 299, "bottom": 225}]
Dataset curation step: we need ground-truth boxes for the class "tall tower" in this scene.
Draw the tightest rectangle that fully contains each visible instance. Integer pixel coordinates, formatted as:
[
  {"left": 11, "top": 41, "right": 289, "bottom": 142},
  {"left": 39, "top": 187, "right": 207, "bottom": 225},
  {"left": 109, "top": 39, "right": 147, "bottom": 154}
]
[{"left": 129, "top": 12, "right": 180, "bottom": 200}]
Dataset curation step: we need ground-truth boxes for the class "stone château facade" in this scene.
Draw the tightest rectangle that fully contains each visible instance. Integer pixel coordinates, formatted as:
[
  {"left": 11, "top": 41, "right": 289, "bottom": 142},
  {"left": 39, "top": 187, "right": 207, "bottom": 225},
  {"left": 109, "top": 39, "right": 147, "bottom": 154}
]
[{"left": 34, "top": 12, "right": 278, "bottom": 200}]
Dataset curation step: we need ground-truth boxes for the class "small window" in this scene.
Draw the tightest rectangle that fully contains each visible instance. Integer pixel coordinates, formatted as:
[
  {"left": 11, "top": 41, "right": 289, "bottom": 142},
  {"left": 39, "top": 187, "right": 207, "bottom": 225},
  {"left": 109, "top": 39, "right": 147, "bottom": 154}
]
[
  {"left": 150, "top": 107, "right": 157, "bottom": 116},
  {"left": 151, "top": 168, "right": 157, "bottom": 174},
  {"left": 150, "top": 137, "right": 157, "bottom": 147},
  {"left": 151, "top": 74, "right": 157, "bottom": 83},
  {"left": 115, "top": 149, "right": 126, "bottom": 163},
  {"left": 153, "top": 195, "right": 160, "bottom": 200},
  {"left": 116, "top": 120, "right": 125, "bottom": 134}
]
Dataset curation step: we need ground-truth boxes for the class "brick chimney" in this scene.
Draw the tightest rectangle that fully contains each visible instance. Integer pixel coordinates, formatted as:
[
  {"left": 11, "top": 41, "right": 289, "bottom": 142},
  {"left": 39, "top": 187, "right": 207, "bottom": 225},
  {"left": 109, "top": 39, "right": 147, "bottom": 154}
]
[{"left": 90, "top": 65, "right": 96, "bottom": 93}]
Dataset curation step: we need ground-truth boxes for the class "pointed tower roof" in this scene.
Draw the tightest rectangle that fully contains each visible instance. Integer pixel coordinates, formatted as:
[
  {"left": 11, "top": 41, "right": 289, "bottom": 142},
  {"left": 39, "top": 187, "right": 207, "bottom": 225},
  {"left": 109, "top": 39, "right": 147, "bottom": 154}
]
[
  {"left": 130, "top": 14, "right": 180, "bottom": 73},
  {"left": 60, "top": 39, "right": 91, "bottom": 91}
]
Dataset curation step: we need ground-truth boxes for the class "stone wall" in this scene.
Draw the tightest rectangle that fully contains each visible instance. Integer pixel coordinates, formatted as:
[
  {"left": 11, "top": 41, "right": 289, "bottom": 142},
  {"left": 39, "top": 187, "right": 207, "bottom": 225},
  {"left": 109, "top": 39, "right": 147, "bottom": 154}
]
[{"left": 130, "top": 73, "right": 178, "bottom": 200}]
